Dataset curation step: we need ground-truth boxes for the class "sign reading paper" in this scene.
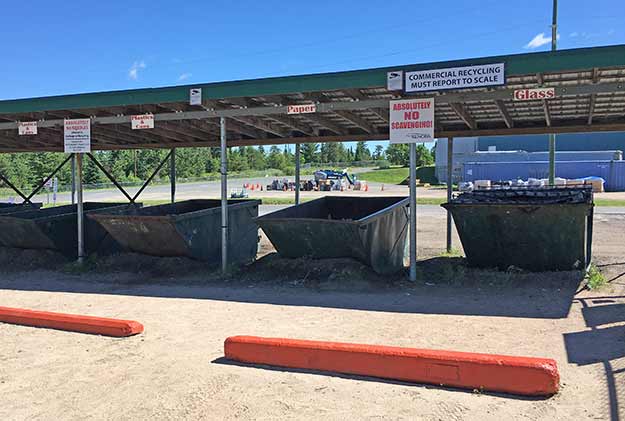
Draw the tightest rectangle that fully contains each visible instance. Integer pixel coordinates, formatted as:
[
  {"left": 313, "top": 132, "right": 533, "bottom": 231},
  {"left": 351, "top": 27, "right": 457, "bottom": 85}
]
[
  {"left": 287, "top": 104, "right": 316, "bottom": 114},
  {"left": 131, "top": 114, "right": 155, "bottom": 129},
  {"left": 64, "top": 118, "right": 91, "bottom": 153},
  {"left": 389, "top": 98, "right": 434, "bottom": 144},
  {"left": 406, "top": 63, "right": 505, "bottom": 93},
  {"left": 18, "top": 121, "right": 38, "bottom": 135}
]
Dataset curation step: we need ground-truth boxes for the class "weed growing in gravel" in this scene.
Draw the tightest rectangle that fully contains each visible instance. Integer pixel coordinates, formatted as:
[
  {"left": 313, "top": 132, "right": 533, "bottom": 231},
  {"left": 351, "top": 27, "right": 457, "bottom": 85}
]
[{"left": 586, "top": 264, "right": 607, "bottom": 290}]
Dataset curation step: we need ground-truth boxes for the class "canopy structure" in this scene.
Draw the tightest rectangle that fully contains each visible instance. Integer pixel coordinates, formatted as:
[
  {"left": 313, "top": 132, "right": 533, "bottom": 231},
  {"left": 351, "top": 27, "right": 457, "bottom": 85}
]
[
  {"left": 0, "top": 44, "right": 624, "bottom": 275},
  {"left": 0, "top": 44, "right": 624, "bottom": 152}
]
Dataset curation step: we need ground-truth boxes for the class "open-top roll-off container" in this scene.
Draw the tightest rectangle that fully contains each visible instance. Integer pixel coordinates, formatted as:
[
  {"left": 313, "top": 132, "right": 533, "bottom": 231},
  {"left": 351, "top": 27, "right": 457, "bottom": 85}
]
[
  {"left": 256, "top": 196, "right": 410, "bottom": 274},
  {"left": 442, "top": 187, "right": 594, "bottom": 271},
  {"left": 0, "top": 202, "right": 138, "bottom": 258},
  {"left": 89, "top": 199, "right": 261, "bottom": 265}
]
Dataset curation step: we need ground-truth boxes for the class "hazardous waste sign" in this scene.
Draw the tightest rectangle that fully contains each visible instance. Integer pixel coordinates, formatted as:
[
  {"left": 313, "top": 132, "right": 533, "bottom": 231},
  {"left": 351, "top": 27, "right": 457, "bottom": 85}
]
[
  {"left": 64, "top": 118, "right": 91, "bottom": 153},
  {"left": 389, "top": 98, "right": 434, "bottom": 144},
  {"left": 406, "top": 63, "right": 504, "bottom": 93}
]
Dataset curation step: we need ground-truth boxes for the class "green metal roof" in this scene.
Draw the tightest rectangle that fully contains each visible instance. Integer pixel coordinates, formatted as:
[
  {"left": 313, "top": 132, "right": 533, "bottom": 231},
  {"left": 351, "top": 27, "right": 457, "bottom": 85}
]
[{"left": 2, "top": 44, "right": 625, "bottom": 115}]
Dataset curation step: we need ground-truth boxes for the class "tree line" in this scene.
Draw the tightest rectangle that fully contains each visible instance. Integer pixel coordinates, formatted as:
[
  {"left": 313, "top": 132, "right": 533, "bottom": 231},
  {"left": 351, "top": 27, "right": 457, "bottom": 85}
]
[{"left": 0, "top": 141, "right": 433, "bottom": 190}]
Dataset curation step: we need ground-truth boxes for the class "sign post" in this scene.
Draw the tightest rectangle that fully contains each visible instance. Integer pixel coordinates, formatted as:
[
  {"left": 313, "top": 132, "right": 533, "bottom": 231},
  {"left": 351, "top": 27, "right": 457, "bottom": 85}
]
[
  {"left": 390, "top": 98, "right": 435, "bottom": 282},
  {"left": 64, "top": 119, "right": 90, "bottom": 262}
]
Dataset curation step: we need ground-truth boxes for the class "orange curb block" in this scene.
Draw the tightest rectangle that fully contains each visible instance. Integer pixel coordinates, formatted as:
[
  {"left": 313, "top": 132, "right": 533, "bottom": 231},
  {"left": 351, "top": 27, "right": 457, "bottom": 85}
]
[
  {"left": 0, "top": 306, "right": 144, "bottom": 337},
  {"left": 224, "top": 336, "right": 559, "bottom": 396}
]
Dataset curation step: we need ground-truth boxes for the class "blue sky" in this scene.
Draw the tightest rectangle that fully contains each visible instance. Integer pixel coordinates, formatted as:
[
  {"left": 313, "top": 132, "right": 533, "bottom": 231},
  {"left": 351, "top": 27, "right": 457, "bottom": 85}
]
[{"left": 1, "top": 0, "right": 623, "bottom": 151}]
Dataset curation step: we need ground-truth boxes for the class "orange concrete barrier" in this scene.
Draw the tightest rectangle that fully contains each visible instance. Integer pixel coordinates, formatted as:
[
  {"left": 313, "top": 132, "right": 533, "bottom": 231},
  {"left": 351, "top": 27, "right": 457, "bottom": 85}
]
[
  {"left": 0, "top": 306, "right": 144, "bottom": 337},
  {"left": 224, "top": 336, "right": 559, "bottom": 396}
]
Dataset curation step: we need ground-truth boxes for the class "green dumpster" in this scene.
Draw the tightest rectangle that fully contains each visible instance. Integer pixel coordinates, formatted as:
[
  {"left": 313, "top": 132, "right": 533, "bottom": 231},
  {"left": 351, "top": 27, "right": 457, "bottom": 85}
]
[{"left": 441, "top": 187, "right": 594, "bottom": 271}]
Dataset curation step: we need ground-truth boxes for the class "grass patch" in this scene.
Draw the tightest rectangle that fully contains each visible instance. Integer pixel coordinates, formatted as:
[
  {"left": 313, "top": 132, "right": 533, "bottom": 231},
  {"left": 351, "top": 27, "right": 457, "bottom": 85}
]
[
  {"left": 439, "top": 248, "right": 463, "bottom": 258},
  {"left": 357, "top": 167, "right": 409, "bottom": 184},
  {"left": 594, "top": 199, "right": 625, "bottom": 207},
  {"left": 586, "top": 264, "right": 607, "bottom": 290}
]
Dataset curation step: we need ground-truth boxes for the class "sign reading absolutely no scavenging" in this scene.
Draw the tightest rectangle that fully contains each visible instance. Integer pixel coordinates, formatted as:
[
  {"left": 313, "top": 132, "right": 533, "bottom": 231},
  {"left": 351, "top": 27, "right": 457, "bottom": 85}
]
[
  {"left": 64, "top": 118, "right": 91, "bottom": 153},
  {"left": 389, "top": 98, "right": 434, "bottom": 144}
]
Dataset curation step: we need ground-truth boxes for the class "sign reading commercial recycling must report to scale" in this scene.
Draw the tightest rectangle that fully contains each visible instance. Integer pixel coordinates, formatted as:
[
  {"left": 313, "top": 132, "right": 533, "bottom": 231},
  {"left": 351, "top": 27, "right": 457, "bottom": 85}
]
[
  {"left": 64, "top": 118, "right": 91, "bottom": 153},
  {"left": 405, "top": 63, "right": 505, "bottom": 93},
  {"left": 389, "top": 98, "right": 434, "bottom": 144}
]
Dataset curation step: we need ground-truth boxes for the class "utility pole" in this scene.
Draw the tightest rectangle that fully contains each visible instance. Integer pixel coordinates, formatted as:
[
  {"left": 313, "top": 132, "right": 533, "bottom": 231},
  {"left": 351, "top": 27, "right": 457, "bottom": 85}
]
[{"left": 548, "top": 0, "right": 558, "bottom": 184}]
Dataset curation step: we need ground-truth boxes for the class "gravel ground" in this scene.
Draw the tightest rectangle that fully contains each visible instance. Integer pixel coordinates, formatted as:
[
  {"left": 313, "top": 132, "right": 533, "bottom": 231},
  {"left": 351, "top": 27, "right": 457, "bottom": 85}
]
[{"left": 0, "top": 210, "right": 623, "bottom": 420}]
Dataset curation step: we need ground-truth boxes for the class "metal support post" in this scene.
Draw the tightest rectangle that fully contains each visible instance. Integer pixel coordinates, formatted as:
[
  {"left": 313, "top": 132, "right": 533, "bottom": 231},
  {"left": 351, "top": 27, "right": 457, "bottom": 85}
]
[
  {"left": 71, "top": 154, "right": 76, "bottom": 204},
  {"left": 76, "top": 153, "right": 85, "bottom": 263},
  {"left": 409, "top": 143, "right": 417, "bottom": 282},
  {"left": 446, "top": 137, "right": 454, "bottom": 253},
  {"left": 220, "top": 117, "right": 228, "bottom": 274},
  {"left": 548, "top": 0, "right": 558, "bottom": 185},
  {"left": 295, "top": 143, "right": 301, "bottom": 205},
  {"left": 170, "top": 148, "right": 176, "bottom": 203}
]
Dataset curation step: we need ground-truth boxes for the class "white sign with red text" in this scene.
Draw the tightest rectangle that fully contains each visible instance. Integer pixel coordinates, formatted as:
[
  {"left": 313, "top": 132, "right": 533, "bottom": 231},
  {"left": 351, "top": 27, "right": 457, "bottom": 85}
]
[
  {"left": 131, "top": 114, "right": 155, "bottom": 129},
  {"left": 18, "top": 121, "right": 38, "bottom": 135},
  {"left": 287, "top": 104, "right": 316, "bottom": 114},
  {"left": 389, "top": 98, "right": 435, "bottom": 144},
  {"left": 64, "top": 118, "right": 91, "bottom": 153},
  {"left": 513, "top": 87, "right": 556, "bottom": 101}
]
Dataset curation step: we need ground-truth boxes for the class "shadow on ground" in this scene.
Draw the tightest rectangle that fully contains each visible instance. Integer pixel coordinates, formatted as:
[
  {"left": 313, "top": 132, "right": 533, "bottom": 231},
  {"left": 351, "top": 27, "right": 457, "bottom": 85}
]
[
  {"left": 564, "top": 296, "right": 625, "bottom": 421},
  {"left": 210, "top": 357, "right": 547, "bottom": 401},
  {"left": 0, "top": 248, "right": 585, "bottom": 319}
]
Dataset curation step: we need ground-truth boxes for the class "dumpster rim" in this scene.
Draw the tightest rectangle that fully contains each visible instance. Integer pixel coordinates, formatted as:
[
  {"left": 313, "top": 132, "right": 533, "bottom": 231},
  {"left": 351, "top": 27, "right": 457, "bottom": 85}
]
[{"left": 256, "top": 196, "right": 409, "bottom": 225}]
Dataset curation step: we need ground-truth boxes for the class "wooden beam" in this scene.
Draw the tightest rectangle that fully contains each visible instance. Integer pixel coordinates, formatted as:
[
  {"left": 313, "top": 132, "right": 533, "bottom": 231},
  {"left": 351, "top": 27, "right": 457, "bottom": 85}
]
[
  {"left": 288, "top": 94, "right": 348, "bottom": 135},
  {"left": 588, "top": 94, "right": 596, "bottom": 125},
  {"left": 449, "top": 102, "right": 476, "bottom": 129},
  {"left": 230, "top": 115, "right": 287, "bottom": 137},
  {"left": 495, "top": 100, "right": 514, "bottom": 128},
  {"left": 370, "top": 108, "right": 389, "bottom": 123},
  {"left": 333, "top": 110, "right": 375, "bottom": 133},
  {"left": 222, "top": 97, "right": 316, "bottom": 135},
  {"left": 542, "top": 100, "right": 552, "bottom": 127},
  {"left": 588, "top": 68, "right": 600, "bottom": 125}
]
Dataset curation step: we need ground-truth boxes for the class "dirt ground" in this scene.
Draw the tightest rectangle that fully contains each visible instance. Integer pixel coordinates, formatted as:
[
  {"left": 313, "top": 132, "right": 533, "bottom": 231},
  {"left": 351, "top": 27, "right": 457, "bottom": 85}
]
[{"left": 0, "top": 211, "right": 624, "bottom": 420}]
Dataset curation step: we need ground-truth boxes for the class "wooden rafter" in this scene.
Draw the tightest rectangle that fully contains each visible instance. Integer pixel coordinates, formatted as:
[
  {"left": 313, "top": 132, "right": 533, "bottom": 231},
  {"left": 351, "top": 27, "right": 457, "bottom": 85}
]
[
  {"left": 449, "top": 103, "right": 476, "bottom": 129},
  {"left": 495, "top": 100, "right": 514, "bottom": 128}
]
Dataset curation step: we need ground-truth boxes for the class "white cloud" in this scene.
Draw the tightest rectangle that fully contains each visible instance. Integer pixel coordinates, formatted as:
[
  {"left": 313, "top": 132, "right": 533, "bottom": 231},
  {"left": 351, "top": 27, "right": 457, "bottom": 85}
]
[
  {"left": 525, "top": 33, "right": 551, "bottom": 49},
  {"left": 178, "top": 72, "right": 192, "bottom": 81},
  {"left": 128, "top": 60, "right": 146, "bottom": 80},
  {"left": 570, "top": 32, "right": 579, "bottom": 38}
]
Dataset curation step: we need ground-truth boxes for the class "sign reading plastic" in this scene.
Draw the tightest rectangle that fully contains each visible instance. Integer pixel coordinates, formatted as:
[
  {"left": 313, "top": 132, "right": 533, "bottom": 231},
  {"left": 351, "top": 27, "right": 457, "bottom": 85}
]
[
  {"left": 189, "top": 88, "right": 202, "bottom": 106},
  {"left": 513, "top": 87, "right": 556, "bottom": 101},
  {"left": 387, "top": 71, "right": 403, "bottom": 91},
  {"left": 18, "top": 121, "right": 37, "bottom": 135},
  {"left": 287, "top": 104, "right": 316, "bottom": 114},
  {"left": 405, "top": 63, "right": 505, "bottom": 93},
  {"left": 389, "top": 98, "right": 434, "bottom": 144},
  {"left": 131, "top": 114, "right": 155, "bottom": 129},
  {"left": 64, "top": 118, "right": 91, "bottom": 153}
]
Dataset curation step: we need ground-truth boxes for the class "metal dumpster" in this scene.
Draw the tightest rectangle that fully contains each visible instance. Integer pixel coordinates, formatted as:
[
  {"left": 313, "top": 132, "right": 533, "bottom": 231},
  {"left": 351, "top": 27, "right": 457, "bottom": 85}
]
[
  {"left": 442, "top": 187, "right": 594, "bottom": 271},
  {"left": 256, "top": 196, "right": 410, "bottom": 274},
  {"left": 0, "top": 202, "right": 138, "bottom": 258},
  {"left": 89, "top": 199, "right": 261, "bottom": 264}
]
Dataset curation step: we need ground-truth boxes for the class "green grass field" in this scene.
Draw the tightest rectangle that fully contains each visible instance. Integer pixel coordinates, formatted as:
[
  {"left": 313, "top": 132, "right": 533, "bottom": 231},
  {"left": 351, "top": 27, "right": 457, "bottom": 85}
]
[{"left": 357, "top": 167, "right": 409, "bottom": 184}]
